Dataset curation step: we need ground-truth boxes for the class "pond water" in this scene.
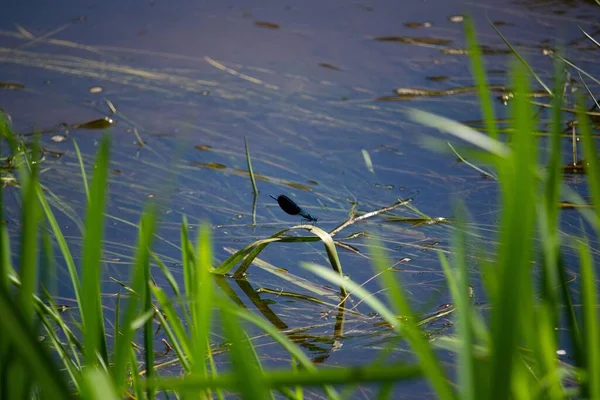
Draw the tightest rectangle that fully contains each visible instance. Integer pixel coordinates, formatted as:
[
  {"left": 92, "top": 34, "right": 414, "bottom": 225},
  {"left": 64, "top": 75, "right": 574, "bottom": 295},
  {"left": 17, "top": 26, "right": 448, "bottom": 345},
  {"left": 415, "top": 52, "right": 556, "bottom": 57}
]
[{"left": 1, "top": 0, "right": 599, "bottom": 397}]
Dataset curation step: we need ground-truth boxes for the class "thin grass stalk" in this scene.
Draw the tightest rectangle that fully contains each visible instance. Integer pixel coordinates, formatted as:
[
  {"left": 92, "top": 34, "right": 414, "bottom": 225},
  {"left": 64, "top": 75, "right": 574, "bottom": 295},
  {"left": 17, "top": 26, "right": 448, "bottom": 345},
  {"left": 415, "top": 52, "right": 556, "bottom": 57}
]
[
  {"left": 73, "top": 140, "right": 90, "bottom": 201},
  {"left": 207, "top": 341, "right": 226, "bottom": 400},
  {"left": 464, "top": 16, "right": 499, "bottom": 141},
  {"left": 244, "top": 137, "right": 259, "bottom": 197},
  {"left": 40, "top": 228, "right": 56, "bottom": 301},
  {"left": 150, "top": 286, "right": 193, "bottom": 371},
  {"left": 130, "top": 346, "right": 144, "bottom": 400},
  {"left": 35, "top": 303, "right": 82, "bottom": 391},
  {"left": 36, "top": 185, "right": 83, "bottom": 314},
  {"left": 489, "top": 19, "right": 552, "bottom": 95}
]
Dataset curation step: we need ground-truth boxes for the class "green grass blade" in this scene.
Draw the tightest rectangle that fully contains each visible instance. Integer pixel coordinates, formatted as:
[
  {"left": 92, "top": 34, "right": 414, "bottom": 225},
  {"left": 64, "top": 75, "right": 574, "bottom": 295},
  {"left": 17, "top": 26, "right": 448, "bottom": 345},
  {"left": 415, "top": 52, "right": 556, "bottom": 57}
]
[
  {"left": 36, "top": 184, "right": 82, "bottom": 310},
  {"left": 81, "top": 135, "right": 111, "bottom": 368},
  {"left": 130, "top": 346, "right": 144, "bottom": 400},
  {"left": 489, "top": 59, "right": 537, "bottom": 400},
  {"left": 190, "top": 224, "right": 214, "bottom": 384},
  {"left": 112, "top": 203, "right": 157, "bottom": 394},
  {"left": 207, "top": 340, "right": 226, "bottom": 400},
  {"left": 152, "top": 251, "right": 181, "bottom": 297},
  {"left": 535, "top": 54, "right": 565, "bottom": 400},
  {"left": 12, "top": 139, "right": 41, "bottom": 399},
  {"left": 1, "top": 227, "right": 9, "bottom": 290},
  {"left": 35, "top": 306, "right": 82, "bottom": 391},
  {"left": 151, "top": 285, "right": 192, "bottom": 371},
  {"left": 180, "top": 217, "right": 195, "bottom": 310},
  {"left": 143, "top": 246, "right": 155, "bottom": 398},
  {"left": 17, "top": 140, "right": 40, "bottom": 328},
  {"left": 578, "top": 239, "right": 600, "bottom": 399},
  {"left": 73, "top": 139, "right": 90, "bottom": 201}
]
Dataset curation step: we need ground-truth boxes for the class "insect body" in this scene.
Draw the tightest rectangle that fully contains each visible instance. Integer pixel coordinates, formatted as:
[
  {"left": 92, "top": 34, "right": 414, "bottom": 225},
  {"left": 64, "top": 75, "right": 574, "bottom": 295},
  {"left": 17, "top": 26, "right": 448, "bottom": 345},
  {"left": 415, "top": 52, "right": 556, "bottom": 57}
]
[{"left": 269, "top": 194, "right": 318, "bottom": 224}]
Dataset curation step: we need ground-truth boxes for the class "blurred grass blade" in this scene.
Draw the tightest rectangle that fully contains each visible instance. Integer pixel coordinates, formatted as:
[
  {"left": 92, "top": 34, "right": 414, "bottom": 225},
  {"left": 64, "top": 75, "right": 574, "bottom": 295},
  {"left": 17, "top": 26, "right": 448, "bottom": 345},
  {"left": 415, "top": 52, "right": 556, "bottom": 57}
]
[
  {"left": 578, "top": 238, "right": 600, "bottom": 399},
  {"left": 367, "top": 240, "right": 456, "bottom": 400},
  {"left": 222, "top": 303, "right": 341, "bottom": 400},
  {"left": 302, "top": 262, "right": 399, "bottom": 330},
  {"left": 0, "top": 287, "right": 72, "bottom": 399},
  {"left": 17, "top": 140, "right": 40, "bottom": 328},
  {"left": 149, "top": 362, "right": 421, "bottom": 393},
  {"left": 82, "top": 367, "right": 119, "bottom": 400},
  {"left": 221, "top": 308, "right": 268, "bottom": 399},
  {"left": 12, "top": 139, "right": 41, "bottom": 399},
  {"left": 438, "top": 203, "right": 474, "bottom": 400},
  {"left": 577, "top": 95, "right": 600, "bottom": 229},
  {"left": 81, "top": 135, "right": 111, "bottom": 368},
  {"left": 405, "top": 108, "right": 510, "bottom": 157},
  {"left": 361, "top": 149, "right": 375, "bottom": 174},
  {"left": 536, "top": 53, "right": 565, "bottom": 400},
  {"left": 190, "top": 224, "right": 214, "bottom": 387},
  {"left": 490, "top": 59, "right": 537, "bottom": 400}
]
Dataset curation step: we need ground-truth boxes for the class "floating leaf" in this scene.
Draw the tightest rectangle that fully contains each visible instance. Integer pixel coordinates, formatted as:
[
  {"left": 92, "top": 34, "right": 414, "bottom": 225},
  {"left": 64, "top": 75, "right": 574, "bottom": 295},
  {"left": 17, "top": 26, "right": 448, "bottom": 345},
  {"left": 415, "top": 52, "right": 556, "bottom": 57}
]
[{"left": 254, "top": 21, "right": 280, "bottom": 29}]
